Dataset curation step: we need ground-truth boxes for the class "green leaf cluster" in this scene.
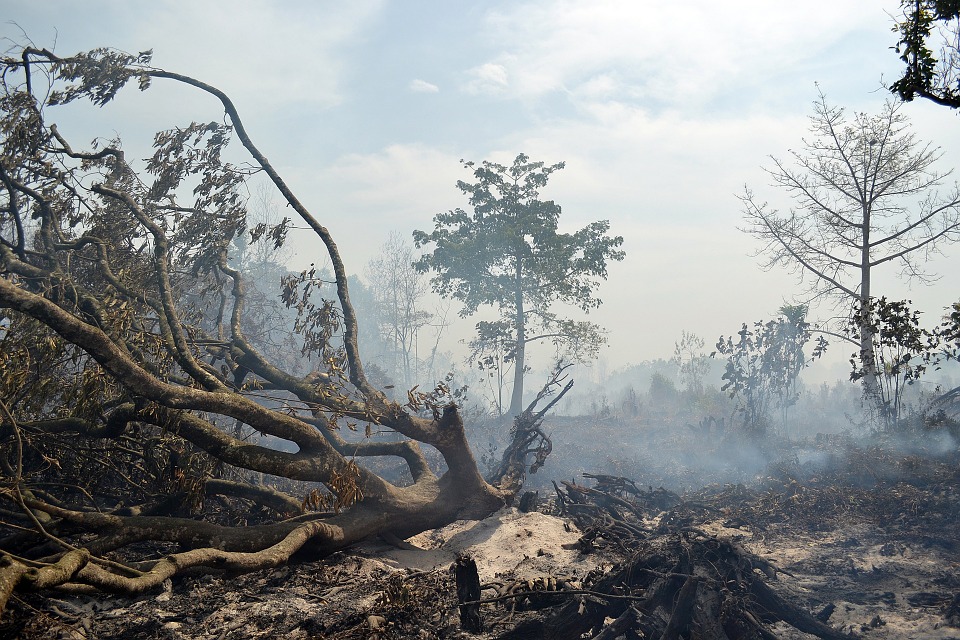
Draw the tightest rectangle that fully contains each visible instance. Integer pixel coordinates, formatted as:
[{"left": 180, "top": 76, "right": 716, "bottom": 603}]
[
  {"left": 714, "top": 309, "right": 826, "bottom": 434},
  {"left": 891, "top": 0, "right": 960, "bottom": 107},
  {"left": 413, "top": 154, "right": 624, "bottom": 412},
  {"left": 413, "top": 154, "right": 623, "bottom": 317}
]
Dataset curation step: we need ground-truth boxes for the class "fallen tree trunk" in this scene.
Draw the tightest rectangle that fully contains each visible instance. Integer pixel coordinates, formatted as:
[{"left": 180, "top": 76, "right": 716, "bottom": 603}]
[{"left": 0, "top": 44, "right": 567, "bottom": 614}]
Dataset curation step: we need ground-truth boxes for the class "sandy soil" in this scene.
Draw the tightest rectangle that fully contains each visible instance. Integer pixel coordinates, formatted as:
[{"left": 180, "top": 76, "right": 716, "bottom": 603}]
[
  {"left": 359, "top": 508, "right": 613, "bottom": 581},
  {"left": 8, "top": 499, "right": 959, "bottom": 640}
]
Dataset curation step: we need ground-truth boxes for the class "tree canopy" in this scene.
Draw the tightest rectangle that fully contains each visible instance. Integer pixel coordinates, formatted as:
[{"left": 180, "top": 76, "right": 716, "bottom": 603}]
[{"left": 413, "top": 154, "right": 624, "bottom": 416}]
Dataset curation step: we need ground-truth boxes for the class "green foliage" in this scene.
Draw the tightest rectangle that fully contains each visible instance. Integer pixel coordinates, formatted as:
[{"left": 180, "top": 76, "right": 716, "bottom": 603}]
[
  {"left": 846, "top": 298, "right": 937, "bottom": 427},
  {"left": 413, "top": 153, "right": 624, "bottom": 414},
  {"left": 714, "top": 309, "right": 826, "bottom": 435},
  {"left": 413, "top": 154, "right": 623, "bottom": 316},
  {"left": 891, "top": 1, "right": 960, "bottom": 107},
  {"left": 648, "top": 371, "right": 678, "bottom": 406},
  {"left": 935, "top": 299, "right": 960, "bottom": 358}
]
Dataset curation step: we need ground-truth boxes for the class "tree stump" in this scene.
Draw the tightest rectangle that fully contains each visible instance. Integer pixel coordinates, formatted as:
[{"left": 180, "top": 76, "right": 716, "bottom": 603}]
[{"left": 453, "top": 553, "right": 482, "bottom": 633}]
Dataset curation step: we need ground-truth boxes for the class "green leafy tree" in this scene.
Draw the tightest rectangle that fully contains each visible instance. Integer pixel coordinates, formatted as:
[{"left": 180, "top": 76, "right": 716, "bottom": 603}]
[
  {"left": 846, "top": 297, "right": 936, "bottom": 428},
  {"left": 891, "top": 0, "right": 960, "bottom": 108},
  {"left": 414, "top": 154, "right": 625, "bottom": 416},
  {"left": 938, "top": 300, "right": 960, "bottom": 358},
  {"left": 773, "top": 304, "right": 815, "bottom": 429},
  {"left": 928, "top": 300, "right": 960, "bottom": 412}
]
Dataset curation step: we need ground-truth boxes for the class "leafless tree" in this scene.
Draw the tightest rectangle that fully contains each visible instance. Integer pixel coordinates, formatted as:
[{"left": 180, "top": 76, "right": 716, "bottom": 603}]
[
  {"left": 740, "top": 93, "right": 960, "bottom": 394},
  {"left": 364, "top": 231, "right": 435, "bottom": 390},
  {"left": 671, "top": 330, "right": 710, "bottom": 397}
]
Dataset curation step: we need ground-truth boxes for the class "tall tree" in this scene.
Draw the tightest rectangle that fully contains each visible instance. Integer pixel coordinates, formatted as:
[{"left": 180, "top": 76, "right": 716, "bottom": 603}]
[
  {"left": 891, "top": 0, "right": 960, "bottom": 108},
  {"left": 0, "top": 45, "right": 561, "bottom": 610},
  {"left": 740, "top": 94, "right": 960, "bottom": 395},
  {"left": 414, "top": 154, "right": 624, "bottom": 417}
]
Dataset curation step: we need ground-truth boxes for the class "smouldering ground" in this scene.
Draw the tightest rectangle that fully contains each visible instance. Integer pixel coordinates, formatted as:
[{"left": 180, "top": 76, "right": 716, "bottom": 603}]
[{"left": 5, "top": 437, "right": 960, "bottom": 639}]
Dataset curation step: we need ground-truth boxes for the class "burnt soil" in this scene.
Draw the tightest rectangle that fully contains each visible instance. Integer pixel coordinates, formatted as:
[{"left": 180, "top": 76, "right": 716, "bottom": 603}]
[{"left": 3, "top": 443, "right": 960, "bottom": 639}]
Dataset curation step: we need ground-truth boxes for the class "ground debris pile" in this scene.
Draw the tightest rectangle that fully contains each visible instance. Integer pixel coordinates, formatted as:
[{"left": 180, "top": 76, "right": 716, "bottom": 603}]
[
  {"left": 540, "top": 476, "right": 851, "bottom": 639},
  {"left": 496, "top": 531, "right": 853, "bottom": 640},
  {"left": 535, "top": 443, "right": 960, "bottom": 639},
  {"left": 3, "top": 444, "right": 959, "bottom": 639}
]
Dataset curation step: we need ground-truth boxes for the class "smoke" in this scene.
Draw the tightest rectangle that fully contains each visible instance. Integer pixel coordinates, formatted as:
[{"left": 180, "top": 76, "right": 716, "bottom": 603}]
[{"left": 504, "top": 360, "right": 960, "bottom": 494}]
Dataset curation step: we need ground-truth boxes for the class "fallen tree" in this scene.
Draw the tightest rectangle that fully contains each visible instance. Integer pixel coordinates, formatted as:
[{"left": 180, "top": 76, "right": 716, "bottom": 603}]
[{"left": 0, "top": 45, "right": 560, "bottom": 611}]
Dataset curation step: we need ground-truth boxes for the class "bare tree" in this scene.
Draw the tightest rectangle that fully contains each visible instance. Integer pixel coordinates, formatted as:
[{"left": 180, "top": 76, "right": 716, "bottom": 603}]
[
  {"left": 740, "top": 93, "right": 960, "bottom": 394},
  {"left": 0, "top": 45, "right": 561, "bottom": 610},
  {"left": 671, "top": 330, "right": 710, "bottom": 397},
  {"left": 364, "top": 231, "right": 434, "bottom": 390}
]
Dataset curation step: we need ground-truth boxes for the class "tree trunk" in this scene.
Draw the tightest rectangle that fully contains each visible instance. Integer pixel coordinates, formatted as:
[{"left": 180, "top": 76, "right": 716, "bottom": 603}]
[
  {"left": 860, "top": 205, "right": 881, "bottom": 404},
  {"left": 509, "top": 257, "right": 526, "bottom": 417},
  {"left": 509, "top": 336, "right": 526, "bottom": 417}
]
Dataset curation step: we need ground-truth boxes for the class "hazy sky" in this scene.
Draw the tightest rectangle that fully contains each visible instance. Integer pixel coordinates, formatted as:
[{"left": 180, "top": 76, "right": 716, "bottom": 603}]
[{"left": 5, "top": 1, "right": 960, "bottom": 383}]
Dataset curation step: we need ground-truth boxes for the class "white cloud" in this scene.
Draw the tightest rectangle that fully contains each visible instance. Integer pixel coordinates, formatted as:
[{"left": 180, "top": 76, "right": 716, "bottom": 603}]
[
  {"left": 285, "top": 144, "right": 465, "bottom": 250},
  {"left": 409, "top": 79, "right": 440, "bottom": 93},
  {"left": 461, "top": 62, "right": 510, "bottom": 95},
  {"left": 6, "top": 0, "right": 385, "bottom": 112},
  {"left": 470, "top": 0, "right": 895, "bottom": 112}
]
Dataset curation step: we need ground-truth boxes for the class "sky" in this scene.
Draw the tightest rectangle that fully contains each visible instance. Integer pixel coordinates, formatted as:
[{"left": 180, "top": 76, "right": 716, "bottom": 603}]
[{"left": 4, "top": 1, "right": 960, "bottom": 386}]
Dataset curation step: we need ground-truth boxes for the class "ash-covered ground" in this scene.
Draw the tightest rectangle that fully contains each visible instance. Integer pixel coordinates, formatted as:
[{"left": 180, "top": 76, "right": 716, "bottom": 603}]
[{"left": 6, "top": 432, "right": 959, "bottom": 640}]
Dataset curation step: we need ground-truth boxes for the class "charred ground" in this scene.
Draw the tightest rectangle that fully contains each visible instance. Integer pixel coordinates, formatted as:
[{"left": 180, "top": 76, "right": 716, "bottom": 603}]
[{"left": 4, "top": 425, "right": 959, "bottom": 640}]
